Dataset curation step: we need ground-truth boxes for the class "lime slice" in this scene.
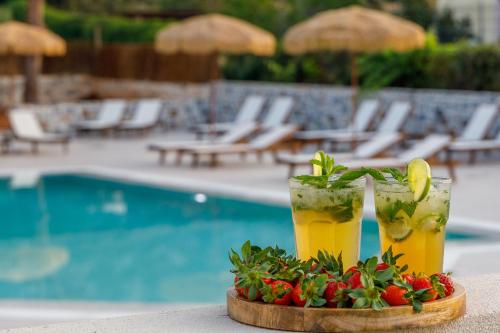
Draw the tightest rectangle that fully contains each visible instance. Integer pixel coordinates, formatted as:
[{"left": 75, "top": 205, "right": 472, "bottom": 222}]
[
  {"left": 419, "top": 214, "right": 446, "bottom": 232},
  {"left": 407, "top": 159, "right": 431, "bottom": 202},
  {"left": 418, "top": 214, "right": 440, "bottom": 231},
  {"left": 385, "top": 222, "right": 413, "bottom": 242},
  {"left": 313, "top": 152, "right": 323, "bottom": 176}
]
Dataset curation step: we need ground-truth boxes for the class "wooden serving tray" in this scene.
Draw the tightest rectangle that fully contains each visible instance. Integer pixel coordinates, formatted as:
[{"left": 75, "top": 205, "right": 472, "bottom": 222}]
[{"left": 227, "top": 284, "right": 466, "bottom": 332}]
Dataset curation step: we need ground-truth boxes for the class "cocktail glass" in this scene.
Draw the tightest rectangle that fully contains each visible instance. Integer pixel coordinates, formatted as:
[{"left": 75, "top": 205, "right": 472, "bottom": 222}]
[
  {"left": 289, "top": 176, "right": 366, "bottom": 268},
  {"left": 373, "top": 177, "right": 451, "bottom": 275}
]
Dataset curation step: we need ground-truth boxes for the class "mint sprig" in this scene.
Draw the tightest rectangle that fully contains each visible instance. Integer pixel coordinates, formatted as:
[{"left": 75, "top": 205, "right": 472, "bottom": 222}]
[
  {"left": 380, "top": 167, "right": 407, "bottom": 185},
  {"left": 292, "top": 151, "right": 385, "bottom": 189},
  {"left": 377, "top": 200, "right": 418, "bottom": 225}
]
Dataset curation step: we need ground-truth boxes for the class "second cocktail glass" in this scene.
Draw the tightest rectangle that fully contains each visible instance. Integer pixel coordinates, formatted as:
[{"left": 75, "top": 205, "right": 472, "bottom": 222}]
[
  {"left": 289, "top": 176, "right": 366, "bottom": 268},
  {"left": 374, "top": 177, "right": 451, "bottom": 275}
]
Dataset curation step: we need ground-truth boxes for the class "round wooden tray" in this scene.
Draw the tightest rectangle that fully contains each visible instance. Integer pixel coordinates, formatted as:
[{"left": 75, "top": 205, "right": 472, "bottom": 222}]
[{"left": 227, "top": 284, "right": 466, "bottom": 332}]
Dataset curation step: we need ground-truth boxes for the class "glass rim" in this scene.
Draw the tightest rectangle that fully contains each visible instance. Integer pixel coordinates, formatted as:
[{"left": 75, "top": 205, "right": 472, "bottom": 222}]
[
  {"left": 374, "top": 176, "right": 451, "bottom": 185},
  {"left": 289, "top": 175, "right": 367, "bottom": 188}
]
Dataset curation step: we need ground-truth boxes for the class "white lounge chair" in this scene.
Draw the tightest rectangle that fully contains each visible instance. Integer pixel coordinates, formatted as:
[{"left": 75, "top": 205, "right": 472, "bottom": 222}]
[
  {"left": 276, "top": 132, "right": 403, "bottom": 176},
  {"left": 260, "top": 96, "right": 294, "bottom": 129},
  {"left": 181, "top": 125, "right": 298, "bottom": 167},
  {"left": 446, "top": 104, "right": 499, "bottom": 164},
  {"left": 195, "top": 95, "right": 265, "bottom": 137},
  {"left": 342, "top": 134, "right": 453, "bottom": 177},
  {"left": 1, "top": 131, "right": 12, "bottom": 154},
  {"left": 119, "top": 99, "right": 163, "bottom": 132},
  {"left": 8, "top": 109, "right": 70, "bottom": 154},
  {"left": 453, "top": 104, "right": 498, "bottom": 142},
  {"left": 75, "top": 99, "right": 127, "bottom": 133},
  {"left": 293, "top": 100, "right": 410, "bottom": 145},
  {"left": 294, "top": 99, "right": 380, "bottom": 140},
  {"left": 148, "top": 122, "right": 259, "bottom": 165}
]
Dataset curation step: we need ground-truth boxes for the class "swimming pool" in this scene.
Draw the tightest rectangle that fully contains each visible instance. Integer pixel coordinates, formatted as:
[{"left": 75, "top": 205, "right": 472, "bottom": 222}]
[{"left": 0, "top": 174, "right": 478, "bottom": 303}]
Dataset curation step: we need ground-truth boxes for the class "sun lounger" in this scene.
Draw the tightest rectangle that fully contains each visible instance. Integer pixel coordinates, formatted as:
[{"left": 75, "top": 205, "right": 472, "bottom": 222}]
[
  {"left": 448, "top": 135, "right": 500, "bottom": 154},
  {"left": 342, "top": 134, "right": 453, "bottom": 178},
  {"left": 181, "top": 125, "right": 298, "bottom": 167},
  {"left": 293, "top": 100, "right": 410, "bottom": 146},
  {"left": 8, "top": 109, "right": 70, "bottom": 154},
  {"left": 446, "top": 104, "right": 499, "bottom": 164},
  {"left": 260, "top": 96, "right": 294, "bottom": 128},
  {"left": 0, "top": 131, "right": 12, "bottom": 154},
  {"left": 148, "top": 122, "right": 259, "bottom": 165},
  {"left": 75, "top": 99, "right": 127, "bottom": 133},
  {"left": 119, "top": 99, "right": 163, "bottom": 132},
  {"left": 196, "top": 96, "right": 294, "bottom": 138},
  {"left": 195, "top": 95, "right": 265, "bottom": 137},
  {"left": 293, "top": 99, "right": 380, "bottom": 140},
  {"left": 276, "top": 132, "right": 403, "bottom": 176},
  {"left": 454, "top": 104, "right": 498, "bottom": 142}
]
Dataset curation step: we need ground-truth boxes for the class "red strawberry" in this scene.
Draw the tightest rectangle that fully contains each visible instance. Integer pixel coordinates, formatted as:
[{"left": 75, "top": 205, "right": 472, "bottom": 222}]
[
  {"left": 291, "top": 283, "right": 306, "bottom": 307},
  {"left": 234, "top": 276, "right": 271, "bottom": 300},
  {"left": 262, "top": 277, "right": 273, "bottom": 285},
  {"left": 323, "top": 281, "right": 347, "bottom": 308},
  {"left": 401, "top": 273, "right": 415, "bottom": 286},
  {"left": 432, "top": 273, "right": 454, "bottom": 298},
  {"left": 381, "top": 285, "right": 409, "bottom": 306},
  {"left": 291, "top": 274, "right": 329, "bottom": 307},
  {"left": 376, "top": 263, "right": 390, "bottom": 271},
  {"left": 309, "top": 263, "right": 319, "bottom": 272},
  {"left": 262, "top": 280, "right": 294, "bottom": 305},
  {"left": 413, "top": 276, "right": 438, "bottom": 302},
  {"left": 234, "top": 276, "right": 246, "bottom": 298},
  {"left": 346, "top": 266, "right": 362, "bottom": 288},
  {"left": 346, "top": 266, "right": 358, "bottom": 274}
]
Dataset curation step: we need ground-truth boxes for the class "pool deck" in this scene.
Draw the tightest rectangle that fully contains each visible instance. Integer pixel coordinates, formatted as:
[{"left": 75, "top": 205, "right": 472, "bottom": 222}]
[{"left": 0, "top": 132, "right": 499, "bottom": 330}]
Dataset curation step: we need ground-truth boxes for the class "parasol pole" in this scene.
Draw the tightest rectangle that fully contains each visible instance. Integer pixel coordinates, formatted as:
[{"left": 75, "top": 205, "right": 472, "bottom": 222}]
[
  {"left": 349, "top": 52, "right": 359, "bottom": 149},
  {"left": 9, "top": 54, "right": 17, "bottom": 106},
  {"left": 208, "top": 51, "right": 219, "bottom": 139},
  {"left": 349, "top": 52, "right": 359, "bottom": 123}
]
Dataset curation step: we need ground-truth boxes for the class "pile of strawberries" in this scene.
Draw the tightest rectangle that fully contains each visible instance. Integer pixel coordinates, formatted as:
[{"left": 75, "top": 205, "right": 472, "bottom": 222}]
[{"left": 230, "top": 241, "right": 454, "bottom": 312}]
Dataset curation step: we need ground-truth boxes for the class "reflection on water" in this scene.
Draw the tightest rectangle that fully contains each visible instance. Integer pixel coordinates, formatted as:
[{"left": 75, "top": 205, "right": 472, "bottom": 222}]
[
  {"left": 0, "top": 243, "right": 69, "bottom": 283},
  {"left": 0, "top": 177, "right": 70, "bottom": 283}
]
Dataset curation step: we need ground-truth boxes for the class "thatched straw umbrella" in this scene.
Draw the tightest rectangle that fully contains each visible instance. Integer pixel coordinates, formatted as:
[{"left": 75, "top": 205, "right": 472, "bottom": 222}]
[
  {"left": 155, "top": 13, "right": 276, "bottom": 131},
  {"left": 0, "top": 21, "right": 66, "bottom": 105},
  {"left": 283, "top": 6, "right": 425, "bottom": 119}
]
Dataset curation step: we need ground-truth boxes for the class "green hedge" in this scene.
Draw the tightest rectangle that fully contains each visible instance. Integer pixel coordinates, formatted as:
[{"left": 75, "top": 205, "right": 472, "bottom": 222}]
[
  {"left": 9, "top": 0, "right": 170, "bottom": 42},
  {"left": 223, "top": 43, "right": 500, "bottom": 91},
  {"left": 358, "top": 44, "right": 500, "bottom": 91}
]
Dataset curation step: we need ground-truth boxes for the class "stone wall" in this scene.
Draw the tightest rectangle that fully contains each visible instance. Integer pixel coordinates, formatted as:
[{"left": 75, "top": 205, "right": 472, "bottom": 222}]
[
  {"left": 213, "top": 81, "right": 500, "bottom": 137},
  {"left": 1, "top": 76, "right": 499, "bottom": 137},
  {"left": 0, "top": 75, "right": 94, "bottom": 105},
  {"left": 0, "top": 75, "right": 208, "bottom": 105}
]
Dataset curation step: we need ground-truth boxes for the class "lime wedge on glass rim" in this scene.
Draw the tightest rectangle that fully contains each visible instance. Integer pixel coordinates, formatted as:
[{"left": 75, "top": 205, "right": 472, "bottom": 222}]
[
  {"left": 407, "top": 158, "right": 431, "bottom": 202},
  {"left": 313, "top": 152, "right": 323, "bottom": 176}
]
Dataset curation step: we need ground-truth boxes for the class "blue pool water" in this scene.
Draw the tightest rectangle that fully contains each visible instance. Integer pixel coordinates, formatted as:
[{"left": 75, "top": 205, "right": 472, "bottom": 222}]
[{"left": 0, "top": 174, "right": 476, "bottom": 303}]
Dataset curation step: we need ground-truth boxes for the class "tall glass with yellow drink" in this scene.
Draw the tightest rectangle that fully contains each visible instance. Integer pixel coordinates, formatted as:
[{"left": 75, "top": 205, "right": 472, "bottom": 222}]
[
  {"left": 289, "top": 176, "right": 365, "bottom": 268},
  {"left": 374, "top": 177, "right": 451, "bottom": 275}
]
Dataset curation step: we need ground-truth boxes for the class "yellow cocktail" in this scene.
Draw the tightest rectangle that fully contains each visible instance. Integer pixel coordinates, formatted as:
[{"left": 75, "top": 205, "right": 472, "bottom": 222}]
[
  {"left": 374, "top": 177, "right": 451, "bottom": 275},
  {"left": 289, "top": 177, "right": 365, "bottom": 268}
]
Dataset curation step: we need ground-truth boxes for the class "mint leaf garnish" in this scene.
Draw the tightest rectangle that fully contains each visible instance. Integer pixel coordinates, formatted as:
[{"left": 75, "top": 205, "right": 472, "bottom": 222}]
[
  {"left": 380, "top": 167, "right": 407, "bottom": 185},
  {"left": 434, "top": 214, "right": 447, "bottom": 232},
  {"left": 292, "top": 152, "right": 387, "bottom": 190},
  {"left": 327, "top": 198, "right": 354, "bottom": 222},
  {"left": 377, "top": 200, "right": 417, "bottom": 224}
]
